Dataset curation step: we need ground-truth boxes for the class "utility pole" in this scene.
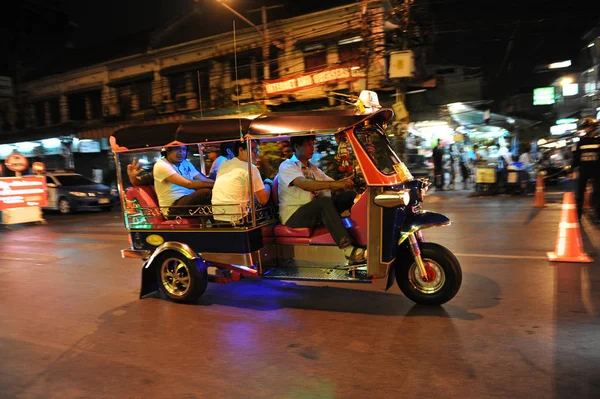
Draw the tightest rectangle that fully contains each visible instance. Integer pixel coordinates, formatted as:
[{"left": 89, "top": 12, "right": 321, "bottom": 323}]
[{"left": 248, "top": 5, "right": 283, "bottom": 81}]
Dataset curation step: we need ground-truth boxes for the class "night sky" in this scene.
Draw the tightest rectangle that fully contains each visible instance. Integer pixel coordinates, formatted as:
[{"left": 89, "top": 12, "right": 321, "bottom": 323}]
[{"left": 2, "top": 0, "right": 599, "bottom": 96}]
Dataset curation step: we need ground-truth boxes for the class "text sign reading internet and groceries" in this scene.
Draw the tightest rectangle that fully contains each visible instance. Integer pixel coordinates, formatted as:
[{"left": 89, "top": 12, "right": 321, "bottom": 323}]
[
  {"left": 0, "top": 176, "right": 47, "bottom": 210},
  {"left": 263, "top": 66, "right": 367, "bottom": 96}
]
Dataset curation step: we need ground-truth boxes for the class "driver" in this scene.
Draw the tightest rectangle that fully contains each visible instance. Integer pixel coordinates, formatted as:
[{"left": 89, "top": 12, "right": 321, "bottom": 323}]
[
  {"left": 278, "top": 135, "right": 366, "bottom": 264},
  {"left": 153, "top": 144, "right": 214, "bottom": 215}
]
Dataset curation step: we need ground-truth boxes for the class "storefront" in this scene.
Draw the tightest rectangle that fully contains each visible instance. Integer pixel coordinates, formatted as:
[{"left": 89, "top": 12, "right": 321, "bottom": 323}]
[
  {"left": 405, "top": 120, "right": 456, "bottom": 176},
  {"left": 0, "top": 137, "right": 110, "bottom": 182}
]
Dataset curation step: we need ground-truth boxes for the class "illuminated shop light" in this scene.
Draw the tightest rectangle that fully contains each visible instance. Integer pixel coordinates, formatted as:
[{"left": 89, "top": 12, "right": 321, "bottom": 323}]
[
  {"left": 16, "top": 142, "right": 40, "bottom": 152},
  {"left": 0, "top": 145, "right": 15, "bottom": 157},
  {"left": 549, "top": 60, "right": 571, "bottom": 69},
  {"left": 42, "top": 138, "right": 61, "bottom": 148},
  {"left": 338, "top": 36, "right": 363, "bottom": 45}
]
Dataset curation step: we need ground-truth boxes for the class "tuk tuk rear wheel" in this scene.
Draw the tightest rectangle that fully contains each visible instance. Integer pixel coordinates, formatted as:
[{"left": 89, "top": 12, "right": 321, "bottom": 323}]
[
  {"left": 155, "top": 251, "right": 207, "bottom": 303},
  {"left": 395, "top": 242, "right": 462, "bottom": 305}
]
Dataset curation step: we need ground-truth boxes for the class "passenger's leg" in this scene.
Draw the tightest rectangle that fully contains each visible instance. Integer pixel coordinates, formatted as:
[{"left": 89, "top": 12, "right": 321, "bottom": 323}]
[
  {"left": 173, "top": 188, "right": 212, "bottom": 217},
  {"left": 285, "top": 197, "right": 352, "bottom": 249}
]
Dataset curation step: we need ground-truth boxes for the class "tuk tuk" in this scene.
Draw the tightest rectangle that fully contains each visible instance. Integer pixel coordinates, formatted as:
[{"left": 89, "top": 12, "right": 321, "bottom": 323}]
[{"left": 112, "top": 108, "right": 462, "bottom": 306}]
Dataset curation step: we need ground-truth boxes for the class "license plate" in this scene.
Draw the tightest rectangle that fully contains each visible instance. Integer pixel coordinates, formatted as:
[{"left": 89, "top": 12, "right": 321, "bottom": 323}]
[{"left": 98, "top": 198, "right": 110, "bottom": 204}]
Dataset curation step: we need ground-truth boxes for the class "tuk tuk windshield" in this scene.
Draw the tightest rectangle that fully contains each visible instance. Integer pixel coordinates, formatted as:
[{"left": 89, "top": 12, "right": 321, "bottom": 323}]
[{"left": 354, "top": 127, "right": 402, "bottom": 176}]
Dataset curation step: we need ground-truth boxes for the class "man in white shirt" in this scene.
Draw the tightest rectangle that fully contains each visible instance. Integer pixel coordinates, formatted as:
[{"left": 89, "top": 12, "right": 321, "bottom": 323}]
[
  {"left": 211, "top": 140, "right": 271, "bottom": 224},
  {"left": 278, "top": 135, "right": 365, "bottom": 264},
  {"left": 153, "top": 144, "right": 214, "bottom": 215},
  {"left": 208, "top": 142, "right": 235, "bottom": 180}
]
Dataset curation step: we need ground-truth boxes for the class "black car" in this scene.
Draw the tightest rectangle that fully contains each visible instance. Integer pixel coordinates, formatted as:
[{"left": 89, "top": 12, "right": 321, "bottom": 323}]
[{"left": 43, "top": 172, "right": 119, "bottom": 214}]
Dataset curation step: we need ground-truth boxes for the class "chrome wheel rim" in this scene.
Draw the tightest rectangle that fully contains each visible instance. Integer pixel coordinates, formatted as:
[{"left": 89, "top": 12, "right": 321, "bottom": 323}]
[
  {"left": 160, "top": 257, "right": 191, "bottom": 297},
  {"left": 59, "top": 199, "right": 70, "bottom": 214},
  {"left": 408, "top": 259, "right": 445, "bottom": 294}
]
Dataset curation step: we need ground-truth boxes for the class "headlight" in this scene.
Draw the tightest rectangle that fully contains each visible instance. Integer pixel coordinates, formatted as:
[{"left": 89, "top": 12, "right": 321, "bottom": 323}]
[
  {"left": 110, "top": 189, "right": 118, "bottom": 196},
  {"left": 69, "top": 191, "right": 87, "bottom": 197},
  {"left": 374, "top": 189, "right": 411, "bottom": 208},
  {"left": 402, "top": 190, "right": 411, "bottom": 206}
]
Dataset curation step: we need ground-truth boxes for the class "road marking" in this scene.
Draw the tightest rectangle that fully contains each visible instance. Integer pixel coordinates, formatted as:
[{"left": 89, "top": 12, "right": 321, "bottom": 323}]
[
  {"left": 455, "top": 253, "right": 548, "bottom": 260},
  {"left": 559, "top": 222, "right": 580, "bottom": 229},
  {"left": 0, "top": 252, "right": 63, "bottom": 263}
]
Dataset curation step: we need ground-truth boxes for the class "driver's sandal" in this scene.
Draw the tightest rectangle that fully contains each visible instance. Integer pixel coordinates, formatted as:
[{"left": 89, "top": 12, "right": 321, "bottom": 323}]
[{"left": 345, "top": 246, "right": 367, "bottom": 265}]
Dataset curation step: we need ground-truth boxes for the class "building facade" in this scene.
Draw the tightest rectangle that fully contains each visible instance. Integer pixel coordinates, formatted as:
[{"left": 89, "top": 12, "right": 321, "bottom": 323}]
[{"left": 0, "top": 1, "right": 391, "bottom": 181}]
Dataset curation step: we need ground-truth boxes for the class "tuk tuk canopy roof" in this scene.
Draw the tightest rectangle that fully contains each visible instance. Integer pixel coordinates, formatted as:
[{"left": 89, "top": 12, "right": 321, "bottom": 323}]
[{"left": 111, "top": 109, "right": 394, "bottom": 150}]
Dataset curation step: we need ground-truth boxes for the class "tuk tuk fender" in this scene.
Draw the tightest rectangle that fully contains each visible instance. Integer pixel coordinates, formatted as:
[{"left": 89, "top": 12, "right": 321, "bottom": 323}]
[
  {"left": 140, "top": 241, "right": 202, "bottom": 298},
  {"left": 398, "top": 211, "right": 452, "bottom": 245}
]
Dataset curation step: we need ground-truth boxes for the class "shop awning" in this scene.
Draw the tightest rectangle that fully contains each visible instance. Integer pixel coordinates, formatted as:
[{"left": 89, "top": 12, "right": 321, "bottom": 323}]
[
  {"left": 447, "top": 102, "right": 539, "bottom": 129},
  {"left": 0, "top": 124, "right": 75, "bottom": 145},
  {"left": 77, "top": 126, "right": 120, "bottom": 140},
  {"left": 295, "top": 30, "right": 361, "bottom": 48},
  {"left": 65, "top": 83, "right": 104, "bottom": 95},
  {"left": 160, "top": 61, "right": 209, "bottom": 76},
  {"left": 106, "top": 71, "right": 154, "bottom": 87}
]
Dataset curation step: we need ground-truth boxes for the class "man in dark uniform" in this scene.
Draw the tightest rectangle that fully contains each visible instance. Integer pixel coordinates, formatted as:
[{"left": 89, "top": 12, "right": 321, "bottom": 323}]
[
  {"left": 571, "top": 118, "right": 600, "bottom": 222},
  {"left": 432, "top": 139, "right": 445, "bottom": 191}
]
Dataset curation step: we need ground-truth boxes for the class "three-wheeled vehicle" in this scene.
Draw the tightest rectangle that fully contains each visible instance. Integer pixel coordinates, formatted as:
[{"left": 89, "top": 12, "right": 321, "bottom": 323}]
[{"left": 112, "top": 108, "right": 462, "bottom": 306}]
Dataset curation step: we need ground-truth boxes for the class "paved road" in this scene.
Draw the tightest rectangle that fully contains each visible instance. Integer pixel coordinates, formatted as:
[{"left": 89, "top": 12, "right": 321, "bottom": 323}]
[{"left": 0, "top": 195, "right": 599, "bottom": 399}]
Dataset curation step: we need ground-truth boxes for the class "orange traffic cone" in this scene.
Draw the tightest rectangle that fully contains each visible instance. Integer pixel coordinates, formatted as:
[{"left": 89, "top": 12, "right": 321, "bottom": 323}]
[
  {"left": 533, "top": 172, "right": 546, "bottom": 208},
  {"left": 547, "top": 192, "right": 593, "bottom": 263},
  {"left": 583, "top": 182, "right": 593, "bottom": 209}
]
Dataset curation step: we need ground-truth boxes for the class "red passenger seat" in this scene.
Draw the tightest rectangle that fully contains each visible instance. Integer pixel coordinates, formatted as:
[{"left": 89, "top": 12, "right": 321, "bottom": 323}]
[{"left": 125, "top": 186, "right": 190, "bottom": 227}]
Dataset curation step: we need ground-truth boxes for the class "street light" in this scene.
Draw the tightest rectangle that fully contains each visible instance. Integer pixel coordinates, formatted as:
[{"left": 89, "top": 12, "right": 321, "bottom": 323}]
[
  {"left": 560, "top": 77, "right": 574, "bottom": 86},
  {"left": 214, "top": 0, "right": 265, "bottom": 40}
]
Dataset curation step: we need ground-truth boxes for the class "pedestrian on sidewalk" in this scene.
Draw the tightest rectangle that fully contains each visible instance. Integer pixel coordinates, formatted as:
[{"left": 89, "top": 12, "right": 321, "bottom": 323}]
[
  {"left": 447, "top": 143, "right": 458, "bottom": 190},
  {"left": 432, "top": 139, "right": 445, "bottom": 191},
  {"left": 459, "top": 145, "right": 472, "bottom": 190}
]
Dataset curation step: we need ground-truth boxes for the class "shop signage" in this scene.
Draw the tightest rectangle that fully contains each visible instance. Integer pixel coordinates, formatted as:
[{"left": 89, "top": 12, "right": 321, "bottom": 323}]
[
  {"left": 550, "top": 123, "right": 577, "bottom": 135},
  {"left": 533, "top": 87, "right": 555, "bottom": 105},
  {"left": 562, "top": 83, "right": 578, "bottom": 97},
  {"left": 78, "top": 140, "right": 101, "bottom": 153},
  {"left": 263, "top": 66, "right": 366, "bottom": 96},
  {"left": 0, "top": 176, "right": 47, "bottom": 210},
  {"left": 389, "top": 51, "right": 415, "bottom": 78},
  {"left": 5, "top": 153, "right": 29, "bottom": 172},
  {"left": 556, "top": 118, "right": 578, "bottom": 125}
]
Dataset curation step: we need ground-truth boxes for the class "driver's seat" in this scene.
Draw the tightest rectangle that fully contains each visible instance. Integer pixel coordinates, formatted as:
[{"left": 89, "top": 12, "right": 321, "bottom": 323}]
[
  {"left": 271, "top": 174, "right": 312, "bottom": 237},
  {"left": 270, "top": 174, "right": 334, "bottom": 244}
]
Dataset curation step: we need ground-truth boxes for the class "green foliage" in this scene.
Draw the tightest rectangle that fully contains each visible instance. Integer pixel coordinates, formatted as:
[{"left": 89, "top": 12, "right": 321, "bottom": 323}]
[{"left": 255, "top": 137, "right": 353, "bottom": 180}]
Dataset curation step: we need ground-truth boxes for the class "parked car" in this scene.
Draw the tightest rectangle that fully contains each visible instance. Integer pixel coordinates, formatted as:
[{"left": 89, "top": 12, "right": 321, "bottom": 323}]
[{"left": 43, "top": 172, "right": 119, "bottom": 214}]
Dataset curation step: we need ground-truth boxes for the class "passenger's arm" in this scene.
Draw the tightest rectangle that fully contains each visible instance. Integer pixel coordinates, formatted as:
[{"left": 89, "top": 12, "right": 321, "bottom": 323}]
[
  {"left": 255, "top": 188, "right": 270, "bottom": 205},
  {"left": 291, "top": 176, "right": 352, "bottom": 192},
  {"left": 255, "top": 184, "right": 271, "bottom": 205},
  {"left": 165, "top": 173, "right": 214, "bottom": 189},
  {"left": 133, "top": 173, "right": 154, "bottom": 187},
  {"left": 193, "top": 173, "right": 215, "bottom": 183},
  {"left": 127, "top": 157, "right": 153, "bottom": 186}
]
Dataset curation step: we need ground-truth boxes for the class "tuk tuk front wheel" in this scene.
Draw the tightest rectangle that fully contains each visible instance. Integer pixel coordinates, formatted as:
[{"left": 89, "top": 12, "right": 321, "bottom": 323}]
[
  {"left": 395, "top": 242, "right": 462, "bottom": 305},
  {"left": 155, "top": 251, "right": 207, "bottom": 303}
]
